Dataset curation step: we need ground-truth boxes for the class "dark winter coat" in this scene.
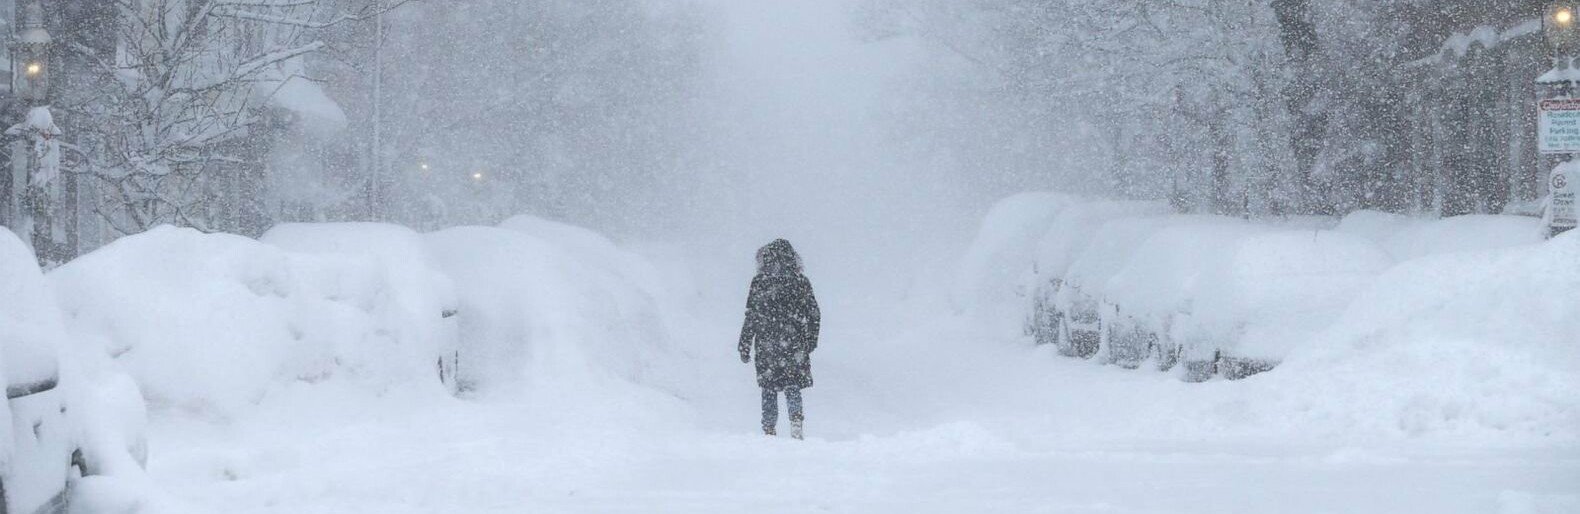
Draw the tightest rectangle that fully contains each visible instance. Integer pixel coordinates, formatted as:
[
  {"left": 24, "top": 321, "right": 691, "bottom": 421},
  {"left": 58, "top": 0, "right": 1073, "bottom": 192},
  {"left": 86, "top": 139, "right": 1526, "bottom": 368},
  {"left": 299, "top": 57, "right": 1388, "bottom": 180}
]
[{"left": 738, "top": 240, "right": 821, "bottom": 391}]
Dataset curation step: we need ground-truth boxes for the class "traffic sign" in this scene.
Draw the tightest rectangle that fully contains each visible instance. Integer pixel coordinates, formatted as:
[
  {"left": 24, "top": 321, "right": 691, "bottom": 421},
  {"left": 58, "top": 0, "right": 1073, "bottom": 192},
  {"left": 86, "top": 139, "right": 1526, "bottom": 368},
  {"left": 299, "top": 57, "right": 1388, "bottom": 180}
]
[
  {"left": 1553, "top": 164, "right": 1576, "bottom": 230},
  {"left": 1539, "top": 99, "right": 1580, "bottom": 154}
]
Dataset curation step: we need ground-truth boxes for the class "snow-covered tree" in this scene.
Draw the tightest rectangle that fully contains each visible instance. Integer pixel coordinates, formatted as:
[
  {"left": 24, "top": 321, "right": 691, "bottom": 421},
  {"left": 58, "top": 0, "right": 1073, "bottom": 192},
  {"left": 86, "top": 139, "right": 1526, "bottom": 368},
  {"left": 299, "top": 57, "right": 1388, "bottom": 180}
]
[
  {"left": 58, "top": 0, "right": 389, "bottom": 241},
  {"left": 857, "top": 0, "right": 1550, "bottom": 218}
]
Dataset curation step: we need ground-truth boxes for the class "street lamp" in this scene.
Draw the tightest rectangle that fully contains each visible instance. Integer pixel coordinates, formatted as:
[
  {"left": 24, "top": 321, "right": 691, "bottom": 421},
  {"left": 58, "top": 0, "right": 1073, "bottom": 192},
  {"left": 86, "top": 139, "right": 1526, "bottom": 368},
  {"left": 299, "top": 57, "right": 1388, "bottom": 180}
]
[
  {"left": 8, "top": 0, "right": 51, "bottom": 103},
  {"left": 1549, "top": 2, "right": 1580, "bottom": 54},
  {"left": 5, "top": 0, "right": 59, "bottom": 265}
]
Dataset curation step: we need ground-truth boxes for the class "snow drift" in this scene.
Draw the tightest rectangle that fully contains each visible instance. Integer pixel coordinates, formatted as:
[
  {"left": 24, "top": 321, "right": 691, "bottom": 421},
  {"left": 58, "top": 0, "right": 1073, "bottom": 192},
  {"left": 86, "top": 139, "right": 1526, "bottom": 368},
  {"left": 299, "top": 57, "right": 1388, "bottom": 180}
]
[
  {"left": 37, "top": 218, "right": 694, "bottom": 511},
  {"left": 51, "top": 226, "right": 453, "bottom": 417},
  {"left": 48, "top": 218, "right": 687, "bottom": 419},
  {"left": 1269, "top": 230, "right": 1580, "bottom": 438},
  {"left": 961, "top": 194, "right": 1578, "bottom": 439},
  {"left": 2, "top": 229, "right": 149, "bottom": 509},
  {"left": 426, "top": 216, "right": 686, "bottom": 396}
]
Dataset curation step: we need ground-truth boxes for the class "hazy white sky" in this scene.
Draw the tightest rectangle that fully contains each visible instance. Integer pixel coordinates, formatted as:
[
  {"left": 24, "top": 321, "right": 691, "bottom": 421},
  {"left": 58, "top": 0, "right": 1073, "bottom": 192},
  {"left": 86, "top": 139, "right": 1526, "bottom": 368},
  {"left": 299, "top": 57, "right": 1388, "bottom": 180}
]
[{"left": 689, "top": 0, "right": 974, "bottom": 302}]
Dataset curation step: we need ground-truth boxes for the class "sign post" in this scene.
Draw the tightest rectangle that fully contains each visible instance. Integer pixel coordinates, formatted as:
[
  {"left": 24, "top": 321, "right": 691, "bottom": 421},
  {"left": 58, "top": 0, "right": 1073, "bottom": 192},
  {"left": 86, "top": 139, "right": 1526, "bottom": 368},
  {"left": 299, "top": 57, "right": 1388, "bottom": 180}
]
[
  {"left": 1551, "top": 164, "right": 1577, "bottom": 237},
  {"left": 1541, "top": 2, "right": 1580, "bottom": 238}
]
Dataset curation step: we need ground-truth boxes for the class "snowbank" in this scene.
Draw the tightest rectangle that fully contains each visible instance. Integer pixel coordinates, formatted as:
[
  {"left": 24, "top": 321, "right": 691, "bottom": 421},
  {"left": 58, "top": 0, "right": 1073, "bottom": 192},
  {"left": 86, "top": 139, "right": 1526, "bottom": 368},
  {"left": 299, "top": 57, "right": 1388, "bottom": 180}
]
[
  {"left": 1238, "top": 231, "right": 1580, "bottom": 440},
  {"left": 37, "top": 218, "right": 697, "bottom": 510},
  {"left": 261, "top": 222, "right": 462, "bottom": 391},
  {"left": 1, "top": 230, "right": 63, "bottom": 395},
  {"left": 426, "top": 219, "right": 681, "bottom": 396},
  {"left": 961, "top": 193, "right": 1578, "bottom": 439},
  {"left": 2, "top": 230, "right": 149, "bottom": 508},
  {"left": 970, "top": 196, "right": 1566, "bottom": 379},
  {"left": 50, "top": 217, "right": 690, "bottom": 416},
  {"left": 50, "top": 226, "right": 454, "bottom": 417},
  {"left": 1336, "top": 211, "right": 1546, "bottom": 261}
]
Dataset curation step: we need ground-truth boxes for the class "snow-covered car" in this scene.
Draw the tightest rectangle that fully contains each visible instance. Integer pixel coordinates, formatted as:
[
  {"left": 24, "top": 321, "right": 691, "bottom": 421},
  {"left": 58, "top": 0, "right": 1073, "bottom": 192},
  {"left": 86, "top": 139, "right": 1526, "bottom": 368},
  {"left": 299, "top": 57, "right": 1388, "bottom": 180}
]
[
  {"left": 3, "top": 348, "right": 78, "bottom": 514},
  {"left": 1060, "top": 287, "right": 1103, "bottom": 359},
  {"left": 2, "top": 232, "right": 81, "bottom": 514},
  {"left": 2, "top": 229, "right": 152, "bottom": 514}
]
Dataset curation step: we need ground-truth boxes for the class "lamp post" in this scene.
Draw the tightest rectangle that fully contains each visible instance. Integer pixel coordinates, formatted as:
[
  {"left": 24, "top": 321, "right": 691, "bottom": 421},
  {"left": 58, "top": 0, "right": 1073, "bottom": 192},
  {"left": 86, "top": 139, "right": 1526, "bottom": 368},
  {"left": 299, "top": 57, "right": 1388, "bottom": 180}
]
[
  {"left": 6, "top": 0, "right": 61, "bottom": 264},
  {"left": 9, "top": 0, "right": 50, "bottom": 104},
  {"left": 1540, "top": 1, "right": 1579, "bottom": 238}
]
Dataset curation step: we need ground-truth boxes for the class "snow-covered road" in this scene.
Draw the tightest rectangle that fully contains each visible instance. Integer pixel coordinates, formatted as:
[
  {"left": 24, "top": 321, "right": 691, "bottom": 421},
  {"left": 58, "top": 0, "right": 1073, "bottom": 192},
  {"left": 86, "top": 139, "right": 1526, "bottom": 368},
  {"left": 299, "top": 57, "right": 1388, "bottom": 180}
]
[{"left": 136, "top": 285, "right": 1580, "bottom": 514}]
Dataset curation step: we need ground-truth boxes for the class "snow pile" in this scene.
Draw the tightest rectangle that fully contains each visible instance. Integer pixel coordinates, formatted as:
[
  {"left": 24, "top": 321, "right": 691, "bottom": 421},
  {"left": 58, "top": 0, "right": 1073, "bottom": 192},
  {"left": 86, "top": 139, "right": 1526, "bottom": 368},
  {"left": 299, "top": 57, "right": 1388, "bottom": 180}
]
[
  {"left": 260, "top": 222, "right": 462, "bottom": 390},
  {"left": 1, "top": 230, "right": 64, "bottom": 396},
  {"left": 1336, "top": 211, "right": 1547, "bottom": 262},
  {"left": 50, "top": 218, "right": 690, "bottom": 415},
  {"left": 1, "top": 230, "right": 150, "bottom": 508},
  {"left": 960, "top": 193, "right": 1578, "bottom": 439},
  {"left": 1212, "top": 230, "right": 1394, "bottom": 361},
  {"left": 50, "top": 226, "right": 455, "bottom": 417},
  {"left": 428, "top": 216, "right": 683, "bottom": 396},
  {"left": 967, "top": 194, "right": 1563, "bottom": 380},
  {"left": 1256, "top": 230, "right": 1580, "bottom": 439}
]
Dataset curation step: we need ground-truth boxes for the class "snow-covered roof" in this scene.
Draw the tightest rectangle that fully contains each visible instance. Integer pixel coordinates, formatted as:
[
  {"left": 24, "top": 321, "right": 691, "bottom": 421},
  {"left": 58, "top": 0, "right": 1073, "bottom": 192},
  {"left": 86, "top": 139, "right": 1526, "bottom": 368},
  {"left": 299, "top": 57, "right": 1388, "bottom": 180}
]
[
  {"left": 1404, "top": 18, "right": 1541, "bottom": 69},
  {"left": 1538, "top": 61, "right": 1580, "bottom": 84},
  {"left": 255, "top": 75, "right": 348, "bottom": 136}
]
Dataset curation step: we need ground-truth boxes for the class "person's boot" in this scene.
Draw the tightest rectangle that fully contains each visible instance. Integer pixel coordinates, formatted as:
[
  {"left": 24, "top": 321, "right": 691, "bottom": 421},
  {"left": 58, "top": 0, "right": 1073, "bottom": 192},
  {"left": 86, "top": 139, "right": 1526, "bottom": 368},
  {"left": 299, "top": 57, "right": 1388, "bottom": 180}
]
[
  {"left": 790, "top": 419, "right": 804, "bottom": 440},
  {"left": 763, "top": 425, "right": 776, "bottom": 437}
]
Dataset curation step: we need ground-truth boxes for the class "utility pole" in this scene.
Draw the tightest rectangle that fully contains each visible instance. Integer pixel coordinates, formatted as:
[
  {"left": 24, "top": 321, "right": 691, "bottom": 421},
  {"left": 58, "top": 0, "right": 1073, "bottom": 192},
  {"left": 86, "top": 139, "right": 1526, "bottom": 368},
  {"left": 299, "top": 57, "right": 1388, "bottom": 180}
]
[
  {"left": 369, "top": 6, "right": 385, "bottom": 222},
  {"left": 1539, "top": 2, "right": 1579, "bottom": 239},
  {"left": 5, "top": 0, "right": 59, "bottom": 266}
]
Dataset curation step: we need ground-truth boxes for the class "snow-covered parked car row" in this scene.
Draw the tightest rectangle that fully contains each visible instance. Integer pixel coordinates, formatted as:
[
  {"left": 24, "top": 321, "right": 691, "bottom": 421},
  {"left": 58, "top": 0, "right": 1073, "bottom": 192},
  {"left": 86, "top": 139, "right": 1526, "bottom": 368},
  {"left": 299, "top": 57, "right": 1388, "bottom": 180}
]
[
  {"left": 959, "top": 194, "right": 1553, "bottom": 382},
  {"left": 1, "top": 215, "right": 686, "bottom": 511},
  {"left": 45, "top": 217, "right": 682, "bottom": 418}
]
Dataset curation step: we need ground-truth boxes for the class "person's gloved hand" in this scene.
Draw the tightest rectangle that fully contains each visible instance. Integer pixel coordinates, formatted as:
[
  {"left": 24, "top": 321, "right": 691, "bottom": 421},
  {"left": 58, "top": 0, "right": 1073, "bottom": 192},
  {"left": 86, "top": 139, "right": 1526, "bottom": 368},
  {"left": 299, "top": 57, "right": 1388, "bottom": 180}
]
[{"left": 740, "top": 353, "right": 750, "bottom": 363}]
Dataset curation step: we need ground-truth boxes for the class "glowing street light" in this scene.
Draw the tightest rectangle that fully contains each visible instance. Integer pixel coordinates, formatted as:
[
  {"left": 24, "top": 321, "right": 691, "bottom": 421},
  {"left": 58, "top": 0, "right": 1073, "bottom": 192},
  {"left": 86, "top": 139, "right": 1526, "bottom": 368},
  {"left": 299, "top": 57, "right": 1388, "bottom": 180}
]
[
  {"left": 471, "top": 171, "right": 484, "bottom": 181},
  {"left": 419, "top": 162, "right": 430, "bottom": 171},
  {"left": 1548, "top": 2, "right": 1580, "bottom": 52},
  {"left": 9, "top": 0, "right": 52, "bottom": 103}
]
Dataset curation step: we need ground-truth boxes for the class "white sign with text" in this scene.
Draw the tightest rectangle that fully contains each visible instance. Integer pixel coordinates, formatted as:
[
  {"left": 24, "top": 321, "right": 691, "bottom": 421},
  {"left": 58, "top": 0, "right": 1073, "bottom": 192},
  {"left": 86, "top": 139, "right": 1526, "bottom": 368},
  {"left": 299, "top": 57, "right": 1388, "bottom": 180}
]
[
  {"left": 1552, "top": 165, "right": 1576, "bottom": 230},
  {"left": 1539, "top": 98, "right": 1580, "bottom": 154}
]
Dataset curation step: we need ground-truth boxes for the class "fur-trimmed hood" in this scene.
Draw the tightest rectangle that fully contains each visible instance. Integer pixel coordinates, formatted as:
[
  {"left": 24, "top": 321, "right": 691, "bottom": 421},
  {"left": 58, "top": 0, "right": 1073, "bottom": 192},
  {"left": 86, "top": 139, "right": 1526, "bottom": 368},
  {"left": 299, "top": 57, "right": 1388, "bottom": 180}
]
[{"left": 755, "top": 239, "right": 803, "bottom": 276}]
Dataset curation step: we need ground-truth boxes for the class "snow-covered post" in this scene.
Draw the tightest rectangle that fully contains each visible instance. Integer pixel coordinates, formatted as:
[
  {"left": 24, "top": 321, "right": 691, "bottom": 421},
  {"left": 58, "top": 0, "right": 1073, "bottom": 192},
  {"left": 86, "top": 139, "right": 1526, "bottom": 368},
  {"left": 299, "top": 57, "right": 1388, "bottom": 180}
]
[
  {"left": 5, "top": 0, "right": 59, "bottom": 265},
  {"left": 5, "top": 108, "right": 62, "bottom": 266},
  {"left": 1540, "top": 2, "right": 1580, "bottom": 239}
]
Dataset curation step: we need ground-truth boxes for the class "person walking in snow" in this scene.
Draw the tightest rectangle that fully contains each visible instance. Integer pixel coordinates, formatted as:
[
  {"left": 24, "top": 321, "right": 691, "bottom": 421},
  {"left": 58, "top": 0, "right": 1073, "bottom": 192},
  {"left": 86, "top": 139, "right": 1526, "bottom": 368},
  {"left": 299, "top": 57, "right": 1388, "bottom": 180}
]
[{"left": 738, "top": 239, "right": 821, "bottom": 439}]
